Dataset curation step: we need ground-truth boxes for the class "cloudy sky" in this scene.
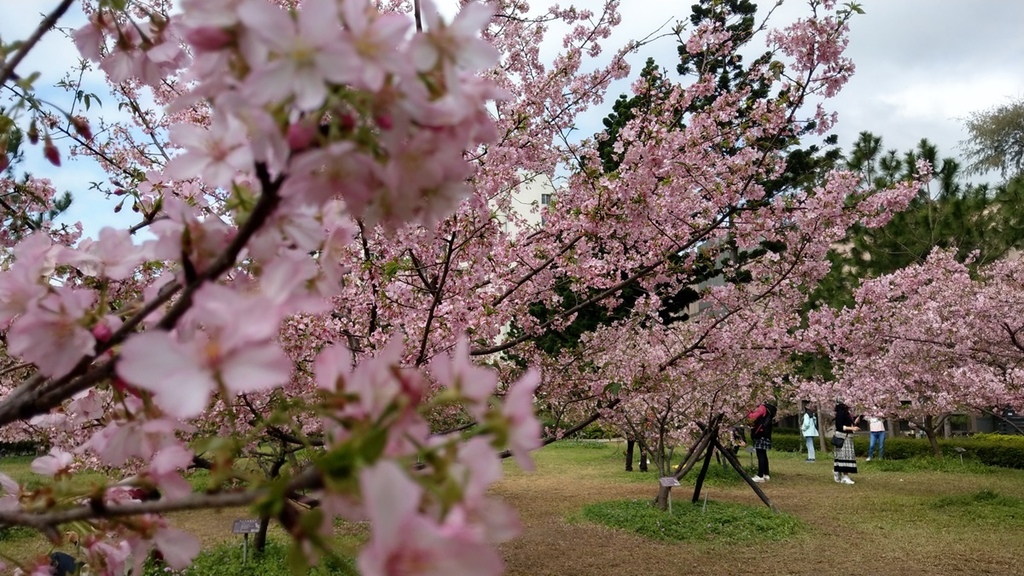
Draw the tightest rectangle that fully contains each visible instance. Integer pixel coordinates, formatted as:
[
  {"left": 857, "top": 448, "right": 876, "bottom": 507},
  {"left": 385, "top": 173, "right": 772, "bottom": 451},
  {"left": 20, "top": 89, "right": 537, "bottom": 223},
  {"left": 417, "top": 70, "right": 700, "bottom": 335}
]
[
  {"left": 574, "top": 0, "right": 1024, "bottom": 162},
  {"left": 2, "top": 1, "right": 1022, "bottom": 237}
]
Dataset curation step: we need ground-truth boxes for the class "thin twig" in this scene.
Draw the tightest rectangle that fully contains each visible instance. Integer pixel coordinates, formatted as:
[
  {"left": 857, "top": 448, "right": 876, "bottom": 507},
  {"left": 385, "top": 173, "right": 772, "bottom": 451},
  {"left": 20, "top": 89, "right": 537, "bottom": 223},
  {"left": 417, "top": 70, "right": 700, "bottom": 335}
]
[{"left": 0, "top": 0, "right": 76, "bottom": 85}]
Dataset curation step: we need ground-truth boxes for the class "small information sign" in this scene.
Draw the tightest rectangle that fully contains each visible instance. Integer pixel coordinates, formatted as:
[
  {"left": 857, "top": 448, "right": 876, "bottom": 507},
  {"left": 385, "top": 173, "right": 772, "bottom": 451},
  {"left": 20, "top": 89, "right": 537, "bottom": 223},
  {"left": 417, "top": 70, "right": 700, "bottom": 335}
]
[
  {"left": 232, "top": 519, "right": 261, "bottom": 534},
  {"left": 659, "top": 477, "right": 680, "bottom": 488}
]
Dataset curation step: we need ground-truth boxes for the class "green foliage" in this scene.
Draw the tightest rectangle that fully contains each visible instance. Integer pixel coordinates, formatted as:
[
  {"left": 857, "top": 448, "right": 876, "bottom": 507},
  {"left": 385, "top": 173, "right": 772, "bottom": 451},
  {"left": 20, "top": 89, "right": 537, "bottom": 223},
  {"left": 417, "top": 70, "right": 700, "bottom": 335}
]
[
  {"left": 961, "top": 97, "right": 1024, "bottom": 178},
  {"left": 140, "top": 539, "right": 356, "bottom": 576},
  {"left": 929, "top": 490, "right": 1024, "bottom": 523},
  {"left": 873, "top": 455, "right": 996, "bottom": 475},
  {"left": 580, "top": 498, "right": 804, "bottom": 543},
  {"left": 0, "top": 525, "right": 35, "bottom": 542},
  {"left": 953, "top": 433, "right": 1024, "bottom": 470},
  {"left": 574, "top": 423, "right": 617, "bottom": 440},
  {"left": 187, "top": 469, "right": 211, "bottom": 492},
  {"left": 768, "top": 433, "right": 803, "bottom": 453},
  {"left": 771, "top": 431, "right": 1024, "bottom": 470},
  {"left": 0, "top": 440, "right": 43, "bottom": 456},
  {"left": 812, "top": 133, "right": 1024, "bottom": 311}
]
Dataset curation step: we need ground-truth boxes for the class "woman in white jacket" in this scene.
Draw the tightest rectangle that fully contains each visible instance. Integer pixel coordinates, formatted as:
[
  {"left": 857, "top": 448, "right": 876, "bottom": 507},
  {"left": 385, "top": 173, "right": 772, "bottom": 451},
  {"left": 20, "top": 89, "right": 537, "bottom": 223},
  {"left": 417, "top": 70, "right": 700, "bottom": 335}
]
[{"left": 801, "top": 404, "right": 819, "bottom": 462}]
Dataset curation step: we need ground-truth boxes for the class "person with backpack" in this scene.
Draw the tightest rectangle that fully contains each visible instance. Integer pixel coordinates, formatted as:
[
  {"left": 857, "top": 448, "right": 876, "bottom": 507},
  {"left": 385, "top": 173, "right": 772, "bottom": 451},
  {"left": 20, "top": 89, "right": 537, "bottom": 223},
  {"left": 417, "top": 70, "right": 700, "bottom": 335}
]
[
  {"left": 801, "top": 403, "right": 819, "bottom": 462},
  {"left": 747, "top": 399, "right": 777, "bottom": 483}
]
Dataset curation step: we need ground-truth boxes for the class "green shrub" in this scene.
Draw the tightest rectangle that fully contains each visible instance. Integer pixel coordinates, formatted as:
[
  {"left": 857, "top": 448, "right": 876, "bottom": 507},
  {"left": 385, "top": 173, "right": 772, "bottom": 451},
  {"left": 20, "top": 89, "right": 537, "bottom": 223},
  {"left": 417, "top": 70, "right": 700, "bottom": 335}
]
[
  {"left": 0, "top": 525, "right": 36, "bottom": 542},
  {"left": 947, "top": 433, "right": 1024, "bottom": 469},
  {"left": 140, "top": 539, "right": 356, "bottom": 575},
  {"left": 576, "top": 423, "right": 616, "bottom": 440},
  {"left": 0, "top": 440, "right": 44, "bottom": 456},
  {"left": 770, "top": 433, "right": 803, "bottom": 453},
  {"left": 773, "top": 431, "right": 1024, "bottom": 469}
]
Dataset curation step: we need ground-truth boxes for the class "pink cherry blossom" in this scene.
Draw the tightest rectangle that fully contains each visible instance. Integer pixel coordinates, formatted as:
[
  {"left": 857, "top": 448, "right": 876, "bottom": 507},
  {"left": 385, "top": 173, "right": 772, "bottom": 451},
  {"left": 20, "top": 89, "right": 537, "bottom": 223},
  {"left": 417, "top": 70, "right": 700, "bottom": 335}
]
[
  {"left": 410, "top": 0, "right": 499, "bottom": 72},
  {"left": 153, "top": 527, "right": 201, "bottom": 570},
  {"left": 339, "top": 0, "right": 411, "bottom": 91},
  {"left": 164, "top": 113, "right": 254, "bottom": 188},
  {"left": 0, "top": 264, "right": 46, "bottom": 328},
  {"left": 58, "top": 227, "right": 146, "bottom": 280},
  {"left": 0, "top": 472, "right": 19, "bottom": 511},
  {"left": 429, "top": 337, "right": 497, "bottom": 418},
  {"left": 7, "top": 287, "right": 97, "bottom": 379},
  {"left": 502, "top": 369, "right": 542, "bottom": 471},
  {"left": 358, "top": 461, "right": 504, "bottom": 576},
  {"left": 239, "top": 0, "right": 359, "bottom": 111},
  {"left": 82, "top": 539, "right": 132, "bottom": 576},
  {"left": 116, "top": 328, "right": 292, "bottom": 419},
  {"left": 31, "top": 448, "right": 75, "bottom": 477}
]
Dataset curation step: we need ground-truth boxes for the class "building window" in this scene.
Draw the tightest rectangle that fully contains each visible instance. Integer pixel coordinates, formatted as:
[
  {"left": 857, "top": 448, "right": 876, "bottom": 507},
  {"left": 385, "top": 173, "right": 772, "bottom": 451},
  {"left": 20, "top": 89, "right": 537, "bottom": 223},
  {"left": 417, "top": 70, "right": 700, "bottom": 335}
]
[{"left": 540, "top": 193, "right": 552, "bottom": 206}]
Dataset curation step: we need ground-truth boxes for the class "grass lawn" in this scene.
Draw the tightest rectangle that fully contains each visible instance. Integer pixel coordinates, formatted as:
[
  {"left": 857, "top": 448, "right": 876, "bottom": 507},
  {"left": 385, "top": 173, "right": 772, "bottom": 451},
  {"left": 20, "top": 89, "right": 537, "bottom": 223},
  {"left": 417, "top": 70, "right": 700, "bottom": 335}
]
[{"left": 5, "top": 441, "right": 1024, "bottom": 575}]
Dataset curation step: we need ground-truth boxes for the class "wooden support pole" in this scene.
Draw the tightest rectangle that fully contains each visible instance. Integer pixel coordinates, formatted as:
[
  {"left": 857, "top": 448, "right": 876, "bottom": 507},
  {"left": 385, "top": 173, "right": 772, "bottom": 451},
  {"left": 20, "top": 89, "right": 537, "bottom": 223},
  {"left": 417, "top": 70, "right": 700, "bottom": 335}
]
[
  {"left": 671, "top": 433, "right": 705, "bottom": 477},
  {"left": 710, "top": 436, "right": 778, "bottom": 513},
  {"left": 676, "top": 413, "right": 724, "bottom": 480},
  {"left": 673, "top": 431, "right": 713, "bottom": 480},
  {"left": 691, "top": 425, "right": 718, "bottom": 503}
]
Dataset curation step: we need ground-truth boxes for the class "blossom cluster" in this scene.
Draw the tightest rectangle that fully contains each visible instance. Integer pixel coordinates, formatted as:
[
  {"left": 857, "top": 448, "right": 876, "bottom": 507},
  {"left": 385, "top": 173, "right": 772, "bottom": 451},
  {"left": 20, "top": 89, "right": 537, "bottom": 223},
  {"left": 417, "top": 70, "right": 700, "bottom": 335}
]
[{"left": 0, "top": 0, "right": 543, "bottom": 574}]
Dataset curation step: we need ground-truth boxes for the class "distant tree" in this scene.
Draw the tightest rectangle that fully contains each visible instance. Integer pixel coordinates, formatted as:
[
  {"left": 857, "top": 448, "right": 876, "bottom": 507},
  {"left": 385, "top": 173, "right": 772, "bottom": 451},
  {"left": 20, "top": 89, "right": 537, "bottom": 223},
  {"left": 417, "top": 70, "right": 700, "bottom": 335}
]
[
  {"left": 812, "top": 133, "right": 1024, "bottom": 311},
  {"left": 961, "top": 97, "right": 1024, "bottom": 179},
  {"left": 0, "top": 125, "right": 73, "bottom": 248}
]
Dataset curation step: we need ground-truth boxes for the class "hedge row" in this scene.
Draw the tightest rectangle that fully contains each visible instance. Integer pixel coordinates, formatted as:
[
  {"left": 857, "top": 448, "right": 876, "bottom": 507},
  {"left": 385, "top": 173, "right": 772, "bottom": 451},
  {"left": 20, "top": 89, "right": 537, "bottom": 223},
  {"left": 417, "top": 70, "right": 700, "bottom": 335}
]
[
  {"left": 0, "top": 440, "right": 44, "bottom": 456},
  {"left": 771, "top": 432, "right": 1024, "bottom": 469}
]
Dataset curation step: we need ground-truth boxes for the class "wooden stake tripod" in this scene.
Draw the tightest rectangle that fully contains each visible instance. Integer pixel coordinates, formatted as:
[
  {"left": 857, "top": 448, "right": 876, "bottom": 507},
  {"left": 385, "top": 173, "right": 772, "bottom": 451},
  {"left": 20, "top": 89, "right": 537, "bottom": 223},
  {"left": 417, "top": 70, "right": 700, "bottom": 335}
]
[{"left": 654, "top": 413, "right": 777, "bottom": 513}]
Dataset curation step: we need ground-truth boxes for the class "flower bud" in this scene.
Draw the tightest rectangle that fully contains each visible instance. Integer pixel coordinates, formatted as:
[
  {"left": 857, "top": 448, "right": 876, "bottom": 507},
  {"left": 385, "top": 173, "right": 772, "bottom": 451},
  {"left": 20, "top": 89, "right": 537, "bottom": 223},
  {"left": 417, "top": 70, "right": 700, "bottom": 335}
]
[
  {"left": 185, "top": 26, "right": 233, "bottom": 51},
  {"left": 70, "top": 116, "right": 93, "bottom": 140},
  {"left": 43, "top": 136, "right": 61, "bottom": 167},
  {"left": 287, "top": 121, "right": 317, "bottom": 152},
  {"left": 92, "top": 322, "right": 114, "bottom": 342}
]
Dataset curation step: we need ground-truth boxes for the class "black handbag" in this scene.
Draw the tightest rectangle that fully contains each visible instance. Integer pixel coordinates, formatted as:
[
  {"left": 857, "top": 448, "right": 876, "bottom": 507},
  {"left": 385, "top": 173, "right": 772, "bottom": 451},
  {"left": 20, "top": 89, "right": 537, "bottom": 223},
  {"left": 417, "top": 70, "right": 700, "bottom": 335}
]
[{"left": 831, "top": 434, "right": 845, "bottom": 448}]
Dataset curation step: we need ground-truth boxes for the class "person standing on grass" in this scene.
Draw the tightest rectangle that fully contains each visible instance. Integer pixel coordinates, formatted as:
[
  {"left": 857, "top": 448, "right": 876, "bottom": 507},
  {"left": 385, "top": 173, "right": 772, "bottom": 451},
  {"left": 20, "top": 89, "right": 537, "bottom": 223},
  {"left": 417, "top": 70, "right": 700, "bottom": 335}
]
[
  {"left": 801, "top": 404, "right": 819, "bottom": 462},
  {"left": 833, "top": 402, "right": 860, "bottom": 484},
  {"left": 865, "top": 414, "right": 886, "bottom": 461},
  {"left": 747, "top": 399, "right": 777, "bottom": 483}
]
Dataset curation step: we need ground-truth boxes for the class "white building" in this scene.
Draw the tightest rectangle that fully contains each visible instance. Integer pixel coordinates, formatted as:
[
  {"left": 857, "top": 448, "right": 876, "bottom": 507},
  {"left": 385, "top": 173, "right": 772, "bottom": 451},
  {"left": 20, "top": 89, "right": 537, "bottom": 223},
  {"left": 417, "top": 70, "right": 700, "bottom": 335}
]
[{"left": 497, "top": 173, "right": 556, "bottom": 237}]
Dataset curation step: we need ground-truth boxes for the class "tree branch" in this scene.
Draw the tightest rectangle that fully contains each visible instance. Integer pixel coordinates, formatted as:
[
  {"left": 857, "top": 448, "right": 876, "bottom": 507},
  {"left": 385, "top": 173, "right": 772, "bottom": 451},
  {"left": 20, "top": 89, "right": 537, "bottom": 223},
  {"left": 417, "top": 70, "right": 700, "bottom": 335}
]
[{"left": 0, "top": 0, "right": 75, "bottom": 85}]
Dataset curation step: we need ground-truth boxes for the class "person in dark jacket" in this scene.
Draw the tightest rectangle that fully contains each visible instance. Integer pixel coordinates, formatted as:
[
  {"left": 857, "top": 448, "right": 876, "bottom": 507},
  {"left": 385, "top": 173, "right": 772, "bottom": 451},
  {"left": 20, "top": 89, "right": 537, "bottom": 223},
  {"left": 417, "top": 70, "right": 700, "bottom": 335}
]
[
  {"left": 833, "top": 402, "right": 861, "bottom": 484},
  {"left": 747, "top": 399, "right": 777, "bottom": 483},
  {"left": 49, "top": 551, "right": 83, "bottom": 575}
]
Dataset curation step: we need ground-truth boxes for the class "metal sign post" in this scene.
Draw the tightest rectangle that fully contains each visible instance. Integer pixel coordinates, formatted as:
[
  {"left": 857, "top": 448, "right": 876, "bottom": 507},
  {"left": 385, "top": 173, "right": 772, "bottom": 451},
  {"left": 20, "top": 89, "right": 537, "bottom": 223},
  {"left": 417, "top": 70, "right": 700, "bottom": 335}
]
[{"left": 232, "top": 519, "right": 261, "bottom": 564}]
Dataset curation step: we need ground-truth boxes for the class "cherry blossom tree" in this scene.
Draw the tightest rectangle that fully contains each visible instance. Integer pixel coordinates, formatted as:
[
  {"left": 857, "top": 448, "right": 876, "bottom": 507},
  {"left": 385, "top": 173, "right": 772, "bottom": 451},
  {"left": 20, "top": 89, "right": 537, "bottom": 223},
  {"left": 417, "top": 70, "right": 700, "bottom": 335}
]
[
  {"left": 804, "top": 249, "right": 1024, "bottom": 455},
  {"left": 0, "top": 0, "right": 933, "bottom": 573}
]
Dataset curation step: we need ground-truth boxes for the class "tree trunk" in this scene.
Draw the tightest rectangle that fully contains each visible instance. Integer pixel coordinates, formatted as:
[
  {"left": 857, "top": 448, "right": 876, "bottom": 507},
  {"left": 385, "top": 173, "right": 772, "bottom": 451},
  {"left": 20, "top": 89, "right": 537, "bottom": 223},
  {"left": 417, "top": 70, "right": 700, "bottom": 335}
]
[
  {"left": 255, "top": 450, "right": 288, "bottom": 553},
  {"left": 924, "top": 415, "right": 942, "bottom": 457},
  {"left": 625, "top": 439, "right": 635, "bottom": 472},
  {"left": 253, "top": 514, "right": 271, "bottom": 553},
  {"left": 655, "top": 484, "right": 672, "bottom": 510}
]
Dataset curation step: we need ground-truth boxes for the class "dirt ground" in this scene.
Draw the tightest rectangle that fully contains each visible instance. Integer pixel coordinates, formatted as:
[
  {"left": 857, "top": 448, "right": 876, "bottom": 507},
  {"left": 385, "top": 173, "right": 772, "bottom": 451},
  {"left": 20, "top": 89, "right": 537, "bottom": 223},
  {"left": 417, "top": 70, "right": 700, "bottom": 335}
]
[
  {"left": 9, "top": 443, "right": 1024, "bottom": 575},
  {"left": 492, "top": 444, "right": 1024, "bottom": 576}
]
